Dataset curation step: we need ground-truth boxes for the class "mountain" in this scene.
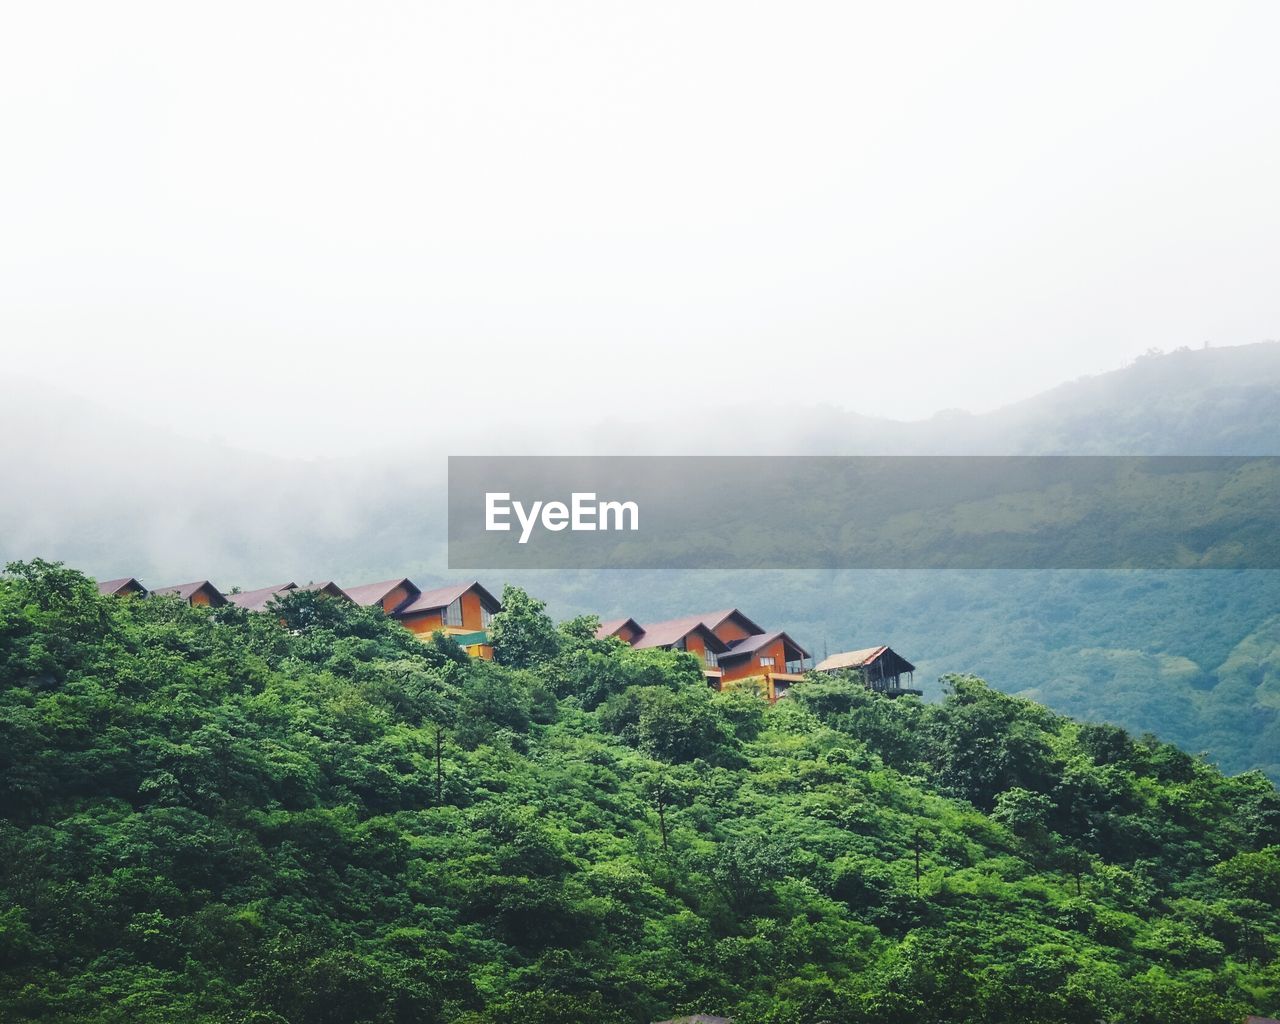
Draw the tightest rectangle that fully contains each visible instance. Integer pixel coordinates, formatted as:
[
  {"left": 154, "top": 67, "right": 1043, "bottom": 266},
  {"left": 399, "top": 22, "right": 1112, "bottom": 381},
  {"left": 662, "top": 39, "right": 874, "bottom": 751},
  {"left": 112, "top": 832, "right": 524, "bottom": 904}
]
[
  {"left": 1, "top": 342, "right": 1278, "bottom": 779},
  {"left": 1, "top": 563, "right": 1277, "bottom": 1023}
]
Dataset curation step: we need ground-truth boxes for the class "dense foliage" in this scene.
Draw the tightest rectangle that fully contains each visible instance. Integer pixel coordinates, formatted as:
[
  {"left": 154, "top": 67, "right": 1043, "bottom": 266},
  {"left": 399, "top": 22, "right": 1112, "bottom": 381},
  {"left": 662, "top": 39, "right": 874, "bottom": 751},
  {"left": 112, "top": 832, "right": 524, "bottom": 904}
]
[{"left": 2, "top": 561, "right": 1278, "bottom": 1023}]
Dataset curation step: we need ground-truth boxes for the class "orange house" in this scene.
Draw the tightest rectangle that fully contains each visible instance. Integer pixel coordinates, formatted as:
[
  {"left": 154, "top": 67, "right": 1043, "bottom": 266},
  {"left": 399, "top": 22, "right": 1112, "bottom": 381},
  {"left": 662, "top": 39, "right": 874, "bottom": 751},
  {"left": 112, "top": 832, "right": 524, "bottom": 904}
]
[
  {"left": 293, "top": 581, "right": 352, "bottom": 602},
  {"left": 596, "top": 617, "right": 645, "bottom": 644},
  {"left": 392, "top": 581, "right": 501, "bottom": 660},
  {"left": 718, "top": 630, "right": 810, "bottom": 702},
  {"left": 626, "top": 615, "right": 730, "bottom": 683},
  {"left": 224, "top": 582, "right": 297, "bottom": 611},
  {"left": 687, "top": 608, "right": 767, "bottom": 646},
  {"left": 152, "top": 580, "right": 227, "bottom": 607},
  {"left": 97, "top": 576, "right": 148, "bottom": 598},
  {"left": 344, "top": 578, "right": 422, "bottom": 615}
]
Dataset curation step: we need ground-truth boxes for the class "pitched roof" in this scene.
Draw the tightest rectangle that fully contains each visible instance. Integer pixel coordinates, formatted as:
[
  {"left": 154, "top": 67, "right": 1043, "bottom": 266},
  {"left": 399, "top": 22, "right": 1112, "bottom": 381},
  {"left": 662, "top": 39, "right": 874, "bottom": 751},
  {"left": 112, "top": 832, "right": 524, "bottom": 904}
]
[
  {"left": 97, "top": 576, "right": 146, "bottom": 597},
  {"left": 720, "top": 630, "right": 810, "bottom": 662},
  {"left": 224, "top": 582, "right": 297, "bottom": 612},
  {"left": 596, "top": 616, "right": 643, "bottom": 640},
  {"left": 692, "top": 608, "right": 766, "bottom": 636},
  {"left": 395, "top": 580, "right": 501, "bottom": 617},
  {"left": 294, "top": 581, "right": 352, "bottom": 601},
  {"left": 151, "top": 581, "right": 228, "bottom": 606},
  {"left": 815, "top": 645, "right": 917, "bottom": 674},
  {"left": 343, "top": 578, "right": 420, "bottom": 610},
  {"left": 632, "top": 616, "right": 729, "bottom": 653}
]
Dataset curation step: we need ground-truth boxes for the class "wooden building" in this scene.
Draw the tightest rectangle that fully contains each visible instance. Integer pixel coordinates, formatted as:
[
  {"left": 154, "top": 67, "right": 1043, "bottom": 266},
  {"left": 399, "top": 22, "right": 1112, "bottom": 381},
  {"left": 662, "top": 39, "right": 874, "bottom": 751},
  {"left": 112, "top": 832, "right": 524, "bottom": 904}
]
[
  {"left": 627, "top": 614, "right": 730, "bottom": 683},
  {"left": 151, "top": 580, "right": 227, "bottom": 607},
  {"left": 344, "top": 578, "right": 421, "bottom": 615},
  {"left": 392, "top": 581, "right": 501, "bottom": 660},
  {"left": 718, "top": 630, "right": 811, "bottom": 701},
  {"left": 596, "top": 617, "right": 645, "bottom": 645},
  {"left": 814, "top": 645, "right": 919, "bottom": 696},
  {"left": 293, "top": 581, "right": 352, "bottom": 602},
  {"left": 601, "top": 608, "right": 811, "bottom": 698},
  {"left": 97, "top": 576, "right": 148, "bottom": 598},
  {"left": 224, "top": 582, "right": 297, "bottom": 611}
]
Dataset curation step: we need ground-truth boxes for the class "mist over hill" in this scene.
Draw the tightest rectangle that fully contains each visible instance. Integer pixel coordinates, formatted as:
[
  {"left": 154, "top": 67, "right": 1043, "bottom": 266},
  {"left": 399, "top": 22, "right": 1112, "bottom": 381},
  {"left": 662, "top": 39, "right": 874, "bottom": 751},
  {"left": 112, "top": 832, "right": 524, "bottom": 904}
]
[{"left": 2, "top": 342, "right": 1278, "bottom": 778}]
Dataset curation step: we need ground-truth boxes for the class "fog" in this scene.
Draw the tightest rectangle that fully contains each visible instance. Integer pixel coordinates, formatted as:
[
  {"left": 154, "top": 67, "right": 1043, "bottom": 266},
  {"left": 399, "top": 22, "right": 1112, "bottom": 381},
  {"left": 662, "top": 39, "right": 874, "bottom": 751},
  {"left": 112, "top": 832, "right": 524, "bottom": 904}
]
[{"left": 2, "top": 1, "right": 1279, "bottom": 459}]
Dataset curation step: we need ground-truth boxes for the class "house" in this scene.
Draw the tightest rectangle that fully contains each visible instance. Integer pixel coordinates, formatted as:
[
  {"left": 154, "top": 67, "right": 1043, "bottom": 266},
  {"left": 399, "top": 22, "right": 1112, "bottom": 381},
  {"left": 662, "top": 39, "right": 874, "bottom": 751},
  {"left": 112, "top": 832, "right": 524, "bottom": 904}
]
[
  {"left": 343, "top": 577, "right": 501, "bottom": 659},
  {"left": 151, "top": 580, "right": 227, "bottom": 607},
  {"left": 392, "top": 581, "right": 501, "bottom": 660},
  {"left": 628, "top": 614, "right": 730, "bottom": 683},
  {"left": 224, "top": 582, "right": 297, "bottom": 611},
  {"left": 294, "top": 580, "right": 352, "bottom": 601},
  {"left": 692, "top": 608, "right": 766, "bottom": 646},
  {"left": 96, "top": 576, "right": 148, "bottom": 598},
  {"left": 596, "top": 617, "right": 645, "bottom": 644},
  {"left": 344, "top": 578, "right": 422, "bottom": 615},
  {"left": 814, "top": 645, "right": 919, "bottom": 695},
  {"left": 718, "top": 630, "right": 811, "bottom": 701},
  {"left": 599, "top": 608, "right": 810, "bottom": 698}
]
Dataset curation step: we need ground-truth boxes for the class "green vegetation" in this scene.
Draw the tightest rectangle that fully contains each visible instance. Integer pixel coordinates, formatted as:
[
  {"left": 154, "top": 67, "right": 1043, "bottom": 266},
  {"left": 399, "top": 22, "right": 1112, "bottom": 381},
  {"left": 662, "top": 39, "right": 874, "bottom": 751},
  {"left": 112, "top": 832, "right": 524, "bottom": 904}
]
[
  {"left": 536, "top": 567, "right": 1280, "bottom": 782},
  {"left": 2, "top": 561, "right": 1279, "bottom": 1023}
]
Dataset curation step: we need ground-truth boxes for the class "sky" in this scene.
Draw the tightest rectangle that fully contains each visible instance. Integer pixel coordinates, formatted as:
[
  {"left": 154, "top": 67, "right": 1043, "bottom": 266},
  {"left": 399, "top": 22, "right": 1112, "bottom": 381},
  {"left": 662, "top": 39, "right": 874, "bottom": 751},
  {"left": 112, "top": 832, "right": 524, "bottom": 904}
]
[{"left": 2, "top": 0, "right": 1278, "bottom": 458}]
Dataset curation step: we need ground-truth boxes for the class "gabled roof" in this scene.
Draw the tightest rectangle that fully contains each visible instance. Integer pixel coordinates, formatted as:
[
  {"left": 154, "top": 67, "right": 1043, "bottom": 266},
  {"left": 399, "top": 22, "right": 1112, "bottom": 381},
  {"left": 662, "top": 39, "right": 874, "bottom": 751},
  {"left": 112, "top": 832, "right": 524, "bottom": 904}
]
[
  {"left": 597, "top": 616, "right": 643, "bottom": 640},
  {"left": 720, "top": 630, "right": 810, "bottom": 662},
  {"left": 97, "top": 576, "right": 147, "bottom": 597},
  {"left": 814, "top": 645, "right": 915, "bottom": 674},
  {"left": 691, "top": 608, "right": 766, "bottom": 637},
  {"left": 225, "top": 582, "right": 297, "bottom": 612},
  {"left": 632, "top": 616, "right": 729, "bottom": 653},
  {"left": 395, "top": 580, "right": 501, "bottom": 617},
  {"left": 343, "top": 578, "right": 420, "bottom": 610},
  {"left": 295, "top": 581, "right": 352, "bottom": 601},
  {"left": 152, "top": 580, "right": 228, "bottom": 606}
]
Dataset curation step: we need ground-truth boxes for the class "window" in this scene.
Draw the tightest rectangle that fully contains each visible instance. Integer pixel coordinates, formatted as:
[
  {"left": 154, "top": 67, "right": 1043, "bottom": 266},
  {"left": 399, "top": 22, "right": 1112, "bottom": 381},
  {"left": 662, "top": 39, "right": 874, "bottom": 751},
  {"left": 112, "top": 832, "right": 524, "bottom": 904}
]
[
  {"left": 480, "top": 606, "right": 492, "bottom": 629},
  {"left": 444, "top": 598, "right": 463, "bottom": 627},
  {"left": 704, "top": 648, "right": 719, "bottom": 668},
  {"left": 759, "top": 656, "right": 775, "bottom": 667}
]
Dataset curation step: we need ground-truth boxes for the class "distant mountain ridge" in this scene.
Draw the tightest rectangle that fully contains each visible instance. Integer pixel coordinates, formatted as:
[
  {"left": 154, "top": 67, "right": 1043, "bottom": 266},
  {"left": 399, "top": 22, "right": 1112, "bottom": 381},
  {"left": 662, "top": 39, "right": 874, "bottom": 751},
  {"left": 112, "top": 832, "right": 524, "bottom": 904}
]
[{"left": 2, "top": 342, "right": 1278, "bottom": 779}]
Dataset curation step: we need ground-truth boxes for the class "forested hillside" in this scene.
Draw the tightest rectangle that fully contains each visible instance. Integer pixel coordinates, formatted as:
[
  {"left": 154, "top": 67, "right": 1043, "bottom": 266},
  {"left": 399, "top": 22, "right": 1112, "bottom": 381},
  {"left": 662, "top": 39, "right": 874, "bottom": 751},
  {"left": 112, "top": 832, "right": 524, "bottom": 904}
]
[
  {"left": 3, "top": 345, "right": 1279, "bottom": 783},
  {"left": 2, "top": 562, "right": 1278, "bottom": 1023}
]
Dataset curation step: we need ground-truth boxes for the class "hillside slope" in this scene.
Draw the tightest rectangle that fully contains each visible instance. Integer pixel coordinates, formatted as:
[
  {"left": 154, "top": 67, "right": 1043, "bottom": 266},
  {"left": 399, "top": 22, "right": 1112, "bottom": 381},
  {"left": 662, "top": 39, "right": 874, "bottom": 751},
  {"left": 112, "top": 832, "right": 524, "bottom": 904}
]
[
  {"left": 1, "top": 563, "right": 1278, "bottom": 1023},
  {"left": 1, "top": 342, "right": 1278, "bottom": 781}
]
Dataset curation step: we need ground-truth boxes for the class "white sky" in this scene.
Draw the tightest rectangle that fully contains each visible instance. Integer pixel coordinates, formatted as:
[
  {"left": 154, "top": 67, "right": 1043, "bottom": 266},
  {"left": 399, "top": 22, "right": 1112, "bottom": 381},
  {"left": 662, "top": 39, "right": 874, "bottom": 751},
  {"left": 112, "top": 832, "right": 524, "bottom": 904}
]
[{"left": 2, "top": 1, "right": 1278, "bottom": 457}]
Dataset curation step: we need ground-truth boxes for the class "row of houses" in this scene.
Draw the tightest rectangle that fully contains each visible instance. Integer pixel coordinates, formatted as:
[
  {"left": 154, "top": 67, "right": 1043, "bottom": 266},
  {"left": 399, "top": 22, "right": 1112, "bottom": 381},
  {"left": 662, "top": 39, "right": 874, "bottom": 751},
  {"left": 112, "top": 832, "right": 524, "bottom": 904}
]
[
  {"left": 596, "top": 609, "right": 918, "bottom": 701},
  {"left": 96, "top": 575, "right": 919, "bottom": 700},
  {"left": 96, "top": 575, "right": 501, "bottom": 660}
]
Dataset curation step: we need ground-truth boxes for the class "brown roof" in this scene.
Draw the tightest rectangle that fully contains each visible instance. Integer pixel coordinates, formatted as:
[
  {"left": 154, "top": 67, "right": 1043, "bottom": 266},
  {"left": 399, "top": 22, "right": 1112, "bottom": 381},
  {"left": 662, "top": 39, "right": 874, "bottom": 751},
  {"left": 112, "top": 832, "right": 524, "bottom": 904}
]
[
  {"left": 720, "top": 630, "right": 810, "bottom": 662},
  {"left": 632, "top": 616, "right": 729, "bottom": 653},
  {"left": 814, "top": 646, "right": 888, "bottom": 672},
  {"left": 692, "top": 608, "right": 766, "bottom": 636},
  {"left": 97, "top": 576, "right": 146, "bottom": 597},
  {"left": 294, "top": 581, "right": 352, "bottom": 601},
  {"left": 224, "top": 582, "right": 297, "bottom": 612},
  {"left": 395, "top": 580, "right": 501, "bottom": 617},
  {"left": 814, "top": 645, "right": 915, "bottom": 674},
  {"left": 151, "top": 581, "right": 228, "bottom": 606},
  {"left": 343, "top": 578, "right": 420, "bottom": 610},
  {"left": 597, "top": 616, "right": 643, "bottom": 639}
]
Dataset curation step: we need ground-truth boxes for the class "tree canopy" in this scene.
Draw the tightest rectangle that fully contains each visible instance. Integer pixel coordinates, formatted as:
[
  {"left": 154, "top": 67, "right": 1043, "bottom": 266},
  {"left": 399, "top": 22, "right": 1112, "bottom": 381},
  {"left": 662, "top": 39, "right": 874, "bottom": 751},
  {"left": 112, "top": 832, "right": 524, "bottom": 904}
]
[{"left": 1, "top": 561, "right": 1277, "bottom": 1023}]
